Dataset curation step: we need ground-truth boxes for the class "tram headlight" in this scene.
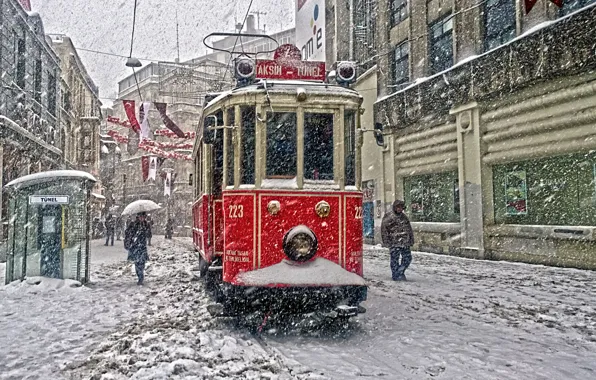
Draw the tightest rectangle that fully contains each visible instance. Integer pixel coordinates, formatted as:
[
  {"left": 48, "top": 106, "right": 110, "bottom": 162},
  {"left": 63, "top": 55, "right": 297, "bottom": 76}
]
[
  {"left": 336, "top": 61, "right": 356, "bottom": 85},
  {"left": 282, "top": 225, "right": 318, "bottom": 262},
  {"left": 235, "top": 57, "right": 255, "bottom": 80}
]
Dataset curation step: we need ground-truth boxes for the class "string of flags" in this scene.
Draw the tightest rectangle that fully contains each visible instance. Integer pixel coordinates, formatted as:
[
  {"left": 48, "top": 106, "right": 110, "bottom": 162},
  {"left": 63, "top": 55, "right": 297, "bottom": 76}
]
[{"left": 107, "top": 130, "right": 192, "bottom": 161}]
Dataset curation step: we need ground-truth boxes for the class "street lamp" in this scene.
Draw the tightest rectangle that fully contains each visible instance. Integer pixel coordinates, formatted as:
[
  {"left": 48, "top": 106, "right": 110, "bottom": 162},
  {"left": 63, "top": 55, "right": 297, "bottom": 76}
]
[{"left": 125, "top": 57, "right": 142, "bottom": 68}]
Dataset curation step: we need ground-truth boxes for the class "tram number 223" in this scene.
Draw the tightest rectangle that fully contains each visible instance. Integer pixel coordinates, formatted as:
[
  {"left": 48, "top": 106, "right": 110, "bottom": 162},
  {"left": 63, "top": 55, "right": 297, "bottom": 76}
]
[
  {"left": 354, "top": 206, "right": 363, "bottom": 219},
  {"left": 229, "top": 204, "right": 244, "bottom": 218}
]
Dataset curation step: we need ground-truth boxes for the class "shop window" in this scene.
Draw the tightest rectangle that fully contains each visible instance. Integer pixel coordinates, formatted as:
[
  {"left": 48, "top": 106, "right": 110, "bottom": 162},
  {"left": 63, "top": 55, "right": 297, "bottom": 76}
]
[
  {"left": 226, "top": 108, "right": 235, "bottom": 186},
  {"left": 429, "top": 14, "right": 453, "bottom": 74},
  {"left": 266, "top": 112, "right": 297, "bottom": 178},
  {"left": 389, "top": 0, "right": 408, "bottom": 27},
  {"left": 304, "top": 113, "right": 334, "bottom": 180},
  {"left": 241, "top": 106, "right": 255, "bottom": 184},
  {"left": 404, "top": 172, "right": 460, "bottom": 222},
  {"left": 559, "top": 0, "right": 596, "bottom": 16},
  {"left": 483, "top": 0, "right": 516, "bottom": 51},
  {"left": 493, "top": 153, "right": 596, "bottom": 225},
  {"left": 391, "top": 42, "right": 409, "bottom": 90},
  {"left": 344, "top": 110, "right": 356, "bottom": 186}
]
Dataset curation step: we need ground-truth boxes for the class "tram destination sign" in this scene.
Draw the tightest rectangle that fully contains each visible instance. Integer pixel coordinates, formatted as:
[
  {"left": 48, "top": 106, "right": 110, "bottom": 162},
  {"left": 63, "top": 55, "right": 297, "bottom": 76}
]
[
  {"left": 256, "top": 59, "right": 326, "bottom": 81},
  {"left": 29, "top": 195, "right": 70, "bottom": 205}
]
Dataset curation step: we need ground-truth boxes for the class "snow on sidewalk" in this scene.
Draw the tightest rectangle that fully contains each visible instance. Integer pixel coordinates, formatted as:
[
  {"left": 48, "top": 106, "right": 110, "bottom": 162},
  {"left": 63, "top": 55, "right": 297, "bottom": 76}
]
[{"left": 0, "top": 238, "right": 325, "bottom": 380}]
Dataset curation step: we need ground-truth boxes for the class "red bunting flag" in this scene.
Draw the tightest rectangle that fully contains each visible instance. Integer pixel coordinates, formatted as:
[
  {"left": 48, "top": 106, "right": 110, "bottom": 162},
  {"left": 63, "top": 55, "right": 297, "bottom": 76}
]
[
  {"left": 122, "top": 100, "right": 141, "bottom": 134},
  {"left": 524, "top": 0, "right": 563, "bottom": 14},
  {"left": 154, "top": 102, "right": 186, "bottom": 138}
]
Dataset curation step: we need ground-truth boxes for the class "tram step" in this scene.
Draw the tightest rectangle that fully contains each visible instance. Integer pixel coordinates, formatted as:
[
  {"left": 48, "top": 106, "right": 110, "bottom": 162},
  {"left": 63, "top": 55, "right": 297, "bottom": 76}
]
[{"left": 208, "top": 266, "right": 223, "bottom": 272}]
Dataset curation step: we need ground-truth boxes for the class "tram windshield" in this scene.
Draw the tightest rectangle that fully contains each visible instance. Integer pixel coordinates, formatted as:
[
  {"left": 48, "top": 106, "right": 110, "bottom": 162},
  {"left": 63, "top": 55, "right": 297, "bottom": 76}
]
[{"left": 266, "top": 112, "right": 297, "bottom": 178}]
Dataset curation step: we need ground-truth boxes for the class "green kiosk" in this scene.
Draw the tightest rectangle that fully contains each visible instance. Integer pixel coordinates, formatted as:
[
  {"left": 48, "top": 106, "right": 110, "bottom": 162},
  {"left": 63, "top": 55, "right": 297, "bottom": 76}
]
[{"left": 3, "top": 170, "right": 96, "bottom": 284}]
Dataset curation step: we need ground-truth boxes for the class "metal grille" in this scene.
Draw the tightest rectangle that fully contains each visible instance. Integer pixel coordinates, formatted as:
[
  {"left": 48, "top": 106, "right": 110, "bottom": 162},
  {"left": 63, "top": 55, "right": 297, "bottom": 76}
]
[{"left": 354, "top": 0, "right": 377, "bottom": 74}]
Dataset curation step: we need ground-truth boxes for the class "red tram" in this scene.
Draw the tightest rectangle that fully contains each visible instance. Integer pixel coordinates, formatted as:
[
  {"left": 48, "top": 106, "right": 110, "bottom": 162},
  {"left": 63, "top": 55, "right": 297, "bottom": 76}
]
[{"left": 191, "top": 42, "right": 367, "bottom": 317}]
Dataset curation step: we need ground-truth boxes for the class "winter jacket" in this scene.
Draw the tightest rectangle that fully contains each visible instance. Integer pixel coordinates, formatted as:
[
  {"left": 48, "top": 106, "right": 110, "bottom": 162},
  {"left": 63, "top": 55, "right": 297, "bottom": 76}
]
[
  {"left": 381, "top": 210, "right": 414, "bottom": 248},
  {"left": 128, "top": 221, "right": 150, "bottom": 263}
]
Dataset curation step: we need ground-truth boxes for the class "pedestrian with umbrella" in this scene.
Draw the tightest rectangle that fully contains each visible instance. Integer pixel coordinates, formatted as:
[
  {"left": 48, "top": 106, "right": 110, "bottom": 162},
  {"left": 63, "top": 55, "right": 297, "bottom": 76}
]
[{"left": 122, "top": 200, "right": 161, "bottom": 285}]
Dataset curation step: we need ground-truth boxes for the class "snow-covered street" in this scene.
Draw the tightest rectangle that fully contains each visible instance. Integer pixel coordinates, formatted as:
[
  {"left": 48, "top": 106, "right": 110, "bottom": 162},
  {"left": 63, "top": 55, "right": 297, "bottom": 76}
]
[{"left": 1, "top": 239, "right": 596, "bottom": 379}]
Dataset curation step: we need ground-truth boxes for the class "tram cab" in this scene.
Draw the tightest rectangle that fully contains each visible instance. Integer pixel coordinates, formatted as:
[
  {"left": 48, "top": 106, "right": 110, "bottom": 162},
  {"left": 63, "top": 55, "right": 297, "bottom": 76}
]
[{"left": 192, "top": 43, "right": 367, "bottom": 317}]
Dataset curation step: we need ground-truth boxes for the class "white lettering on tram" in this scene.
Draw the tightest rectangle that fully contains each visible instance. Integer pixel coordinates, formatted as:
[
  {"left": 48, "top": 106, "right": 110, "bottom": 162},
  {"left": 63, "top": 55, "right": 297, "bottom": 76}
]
[
  {"left": 225, "top": 250, "right": 251, "bottom": 263},
  {"left": 257, "top": 64, "right": 282, "bottom": 77},
  {"left": 297, "top": 66, "right": 321, "bottom": 78}
]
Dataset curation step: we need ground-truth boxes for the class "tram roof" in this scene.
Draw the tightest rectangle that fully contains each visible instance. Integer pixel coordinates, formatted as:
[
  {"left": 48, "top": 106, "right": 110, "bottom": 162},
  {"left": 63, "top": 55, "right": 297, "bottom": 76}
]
[
  {"left": 206, "top": 80, "right": 361, "bottom": 109},
  {"left": 5, "top": 170, "right": 97, "bottom": 190}
]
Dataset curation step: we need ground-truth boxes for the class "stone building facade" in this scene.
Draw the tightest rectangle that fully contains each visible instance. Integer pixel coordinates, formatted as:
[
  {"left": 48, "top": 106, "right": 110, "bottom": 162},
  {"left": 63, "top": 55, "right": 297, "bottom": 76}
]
[
  {"left": 0, "top": 0, "right": 62, "bottom": 239},
  {"left": 371, "top": 1, "right": 596, "bottom": 268},
  {"left": 48, "top": 34, "right": 104, "bottom": 216}
]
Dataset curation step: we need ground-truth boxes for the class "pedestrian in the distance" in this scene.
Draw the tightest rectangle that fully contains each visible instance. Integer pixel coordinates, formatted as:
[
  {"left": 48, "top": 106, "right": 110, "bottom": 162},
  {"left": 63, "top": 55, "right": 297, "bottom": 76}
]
[
  {"left": 146, "top": 214, "right": 153, "bottom": 246},
  {"left": 104, "top": 214, "right": 115, "bottom": 246},
  {"left": 127, "top": 212, "right": 150, "bottom": 285},
  {"left": 115, "top": 216, "right": 123, "bottom": 241},
  {"left": 381, "top": 199, "right": 414, "bottom": 281},
  {"left": 165, "top": 218, "right": 173, "bottom": 239}
]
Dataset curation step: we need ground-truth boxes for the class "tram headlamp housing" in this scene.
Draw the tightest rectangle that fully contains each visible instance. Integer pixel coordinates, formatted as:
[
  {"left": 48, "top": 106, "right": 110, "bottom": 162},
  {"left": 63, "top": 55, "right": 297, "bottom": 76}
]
[
  {"left": 235, "top": 57, "right": 255, "bottom": 80},
  {"left": 282, "top": 225, "right": 318, "bottom": 262},
  {"left": 336, "top": 61, "right": 356, "bottom": 85}
]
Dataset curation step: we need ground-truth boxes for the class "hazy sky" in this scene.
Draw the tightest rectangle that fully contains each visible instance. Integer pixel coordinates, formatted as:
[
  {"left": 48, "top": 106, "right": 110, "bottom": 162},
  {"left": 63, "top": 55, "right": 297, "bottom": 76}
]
[{"left": 31, "top": 0, "right": 295, "bottom": 105}]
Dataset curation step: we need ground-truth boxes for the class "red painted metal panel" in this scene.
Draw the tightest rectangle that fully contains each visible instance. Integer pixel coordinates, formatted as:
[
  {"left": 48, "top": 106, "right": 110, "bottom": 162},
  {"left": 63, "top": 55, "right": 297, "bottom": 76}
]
[
  {"left": 344, "top": 194, "right": 364, "bottom": 276},
  {"left": 222, "top": 193, "right": 256, "bottom": 282},
  {"left": 259, "top": 191, "right": 341, "bottom": 269}
]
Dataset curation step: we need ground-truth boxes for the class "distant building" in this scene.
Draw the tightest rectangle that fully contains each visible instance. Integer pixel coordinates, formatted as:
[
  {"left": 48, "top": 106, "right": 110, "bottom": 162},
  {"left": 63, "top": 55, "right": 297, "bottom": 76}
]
[
  {"left": 109, "top": 21, "right": 295, "bottom": 236},
  {"left": 0, "top": 0, "right": 62, "bottom": 239},
  {"left": 48, "top": 34, "right": 104, "bottom": 215}
]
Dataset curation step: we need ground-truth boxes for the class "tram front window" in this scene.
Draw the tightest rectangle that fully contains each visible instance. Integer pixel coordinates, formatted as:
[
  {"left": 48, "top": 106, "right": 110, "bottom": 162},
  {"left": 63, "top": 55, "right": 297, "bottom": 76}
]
[
  {"left": 266, "top": 112, "right": 297, "bottom": 177},
  {"left": 304, "top": 113, "right": 334, "bottom": 180}
]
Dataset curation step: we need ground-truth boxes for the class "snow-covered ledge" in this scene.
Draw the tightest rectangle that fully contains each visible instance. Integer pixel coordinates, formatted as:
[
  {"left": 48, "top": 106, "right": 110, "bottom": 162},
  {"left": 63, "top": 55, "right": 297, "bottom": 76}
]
[
  {"left": 486, "top": 224, "right": 595, "bottom": 242},
  {"left": 411, "top": 222, "right": 460, "bottom": 234}
]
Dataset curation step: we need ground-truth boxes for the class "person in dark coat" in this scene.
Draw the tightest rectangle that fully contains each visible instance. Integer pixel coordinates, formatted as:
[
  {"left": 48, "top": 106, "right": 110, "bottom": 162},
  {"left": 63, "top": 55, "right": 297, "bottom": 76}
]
[
  {"left": 165, "top": 218, "right": 173, "bottom": 239},
  {"left": 115, "top": 216, "right": 124, "bottom": 241},
  {"left": 104, "top": 214, "right": 115, "bottom": 246},
  {"left": 381, "top": 199, "right": 414, "bottom": 281},
  {"left": 127, "top": 212, "right": 150, "bottom": 285}
]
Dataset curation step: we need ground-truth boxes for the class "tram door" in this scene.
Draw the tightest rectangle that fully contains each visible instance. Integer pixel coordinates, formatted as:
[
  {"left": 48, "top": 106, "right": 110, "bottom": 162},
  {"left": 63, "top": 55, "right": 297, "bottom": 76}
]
[{"left": 38, "top": 204, "right": 63, "bottom": 278}]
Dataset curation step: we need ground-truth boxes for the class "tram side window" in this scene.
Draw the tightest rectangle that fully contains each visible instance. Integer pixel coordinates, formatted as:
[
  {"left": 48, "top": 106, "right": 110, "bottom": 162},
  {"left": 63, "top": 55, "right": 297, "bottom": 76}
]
[
  {"left": 226, "top": 108, "right": 235, "bottom": 187},
  {"left": 241, "top": 106, "right": 255, "bottom": 184},
  {"left": 344, "top": 110, "right": 356, "bottom": 186},
  {"left": 266, "top": 112, "right": 297, "bottom": 178},
  {"left": 213, "top": 110, "right": 224, "bottom": 196},
  {"left": 304, "top": 113, "right": 334, "bottom": 180}
]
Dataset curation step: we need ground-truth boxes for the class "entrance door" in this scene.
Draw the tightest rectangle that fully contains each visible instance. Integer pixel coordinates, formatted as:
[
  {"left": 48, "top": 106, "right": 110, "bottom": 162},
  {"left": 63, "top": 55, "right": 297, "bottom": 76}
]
[{"left": 38, "top": 204, "right": 62, "bottom": 278}]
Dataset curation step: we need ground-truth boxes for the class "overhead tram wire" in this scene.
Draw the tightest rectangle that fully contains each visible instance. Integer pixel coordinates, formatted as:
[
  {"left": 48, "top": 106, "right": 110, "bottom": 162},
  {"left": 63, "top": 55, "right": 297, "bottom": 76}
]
[
  {"left": 128, "top": 0, "right": 144, "bottom": 102},
  {"left": 221, "top": 0, "right": 255, "bottom": 83}
]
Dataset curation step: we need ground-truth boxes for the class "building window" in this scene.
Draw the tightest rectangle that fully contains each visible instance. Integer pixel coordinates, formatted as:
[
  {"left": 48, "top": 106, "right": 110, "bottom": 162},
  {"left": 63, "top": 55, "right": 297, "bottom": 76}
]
[
  {"left": 16, "top": 38, "right": 26, "bottom": 89},
  {"left": 428, "top": 14, "right": 454, "bottom": 74},
  {"left": 390, "top": 0, "right": 408, "bottom": 27},
  {"left": 48, "top": 73, "right": 57, "bottom": 115},
  {"left": 404, "top": 171, "right": 460, "bottom": 222},
  {"left": 391, "top": 42, "right": 409, "bottom": 90},
  {"left": 484, "top": 0, "right": 516, "bottom": 51},
  {"left": 354, "top": 0, "right": 377, "bottom": 72},
  {"left": 559, "top": 0, "right": 596, "bottom": 16},
  {"left": 34, "top": 57, "right": 42, "bottom": 103}
]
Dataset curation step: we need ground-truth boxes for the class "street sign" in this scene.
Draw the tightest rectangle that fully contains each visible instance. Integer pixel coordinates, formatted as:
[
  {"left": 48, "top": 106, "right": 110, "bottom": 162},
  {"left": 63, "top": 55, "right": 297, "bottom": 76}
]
[
  {"left": 256, "top": 59, "right": 326, "bottom": 81},
  {"left": 29, "top": 195, "right": 70, "bottom": 205}
]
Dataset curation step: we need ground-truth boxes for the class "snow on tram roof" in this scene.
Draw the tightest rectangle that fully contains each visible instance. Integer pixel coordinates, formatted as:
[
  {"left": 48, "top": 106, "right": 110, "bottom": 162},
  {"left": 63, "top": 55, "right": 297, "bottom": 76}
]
[
  {"left": 5, "top": 170, "right": 97, "bottom": 189},
  {"left": 205, "top": 80, "right": 360, "bottom": 108}
]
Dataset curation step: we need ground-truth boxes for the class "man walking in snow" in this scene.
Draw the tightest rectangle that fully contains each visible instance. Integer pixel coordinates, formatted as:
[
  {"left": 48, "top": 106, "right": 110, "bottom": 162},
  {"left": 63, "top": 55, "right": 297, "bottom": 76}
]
[{"left": 381, "top": 199, "right": 414, "bottom": 281}]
